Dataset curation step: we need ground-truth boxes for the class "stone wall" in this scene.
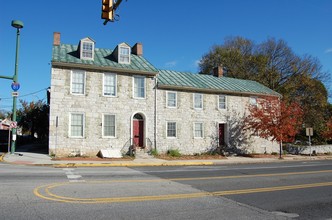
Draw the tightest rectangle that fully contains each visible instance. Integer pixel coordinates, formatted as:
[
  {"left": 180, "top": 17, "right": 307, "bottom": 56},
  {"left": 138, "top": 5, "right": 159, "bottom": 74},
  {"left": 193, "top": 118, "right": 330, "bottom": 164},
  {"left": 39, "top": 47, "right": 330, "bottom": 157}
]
[
  {"left": 155, "top": 89, "right": 279, "bottom": 155},
  {"left": 287, "top": 145, "right": 332, "bottom": 155},
  {"left": 49, "top": 67, "right": 156, "bottom": 157},
  {"left": 49, "top": 67, "right": 279, "bottom": 157}
]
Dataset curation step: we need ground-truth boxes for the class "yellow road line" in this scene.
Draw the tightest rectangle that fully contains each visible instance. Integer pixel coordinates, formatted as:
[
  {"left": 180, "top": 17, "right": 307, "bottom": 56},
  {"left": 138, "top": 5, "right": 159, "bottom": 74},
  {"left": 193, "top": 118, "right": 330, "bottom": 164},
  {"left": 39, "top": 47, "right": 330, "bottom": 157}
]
[
  {"left": 34, "top": 181, "right": 332, "bottom": 204},
  {"left": 68, "top": 169, "right": 332, "bottom": 184},
  {"left": 33, "top": 169, "right": 332, "bottom": 204}
]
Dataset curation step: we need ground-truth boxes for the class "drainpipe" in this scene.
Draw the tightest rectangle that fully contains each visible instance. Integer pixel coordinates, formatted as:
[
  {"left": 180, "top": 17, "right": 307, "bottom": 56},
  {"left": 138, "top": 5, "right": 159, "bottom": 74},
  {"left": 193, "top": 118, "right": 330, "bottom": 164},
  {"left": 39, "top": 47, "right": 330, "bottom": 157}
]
[{"left": 154, "top": 76, "right": 158, "bottom": 151}]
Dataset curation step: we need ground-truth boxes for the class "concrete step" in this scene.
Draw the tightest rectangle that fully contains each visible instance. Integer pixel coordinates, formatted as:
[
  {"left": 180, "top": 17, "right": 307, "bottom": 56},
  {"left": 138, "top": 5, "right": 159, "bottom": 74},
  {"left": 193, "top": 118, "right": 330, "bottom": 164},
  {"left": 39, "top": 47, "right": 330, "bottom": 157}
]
[{"left": 135, "top": 148, "right": 153, "bottom": 159}]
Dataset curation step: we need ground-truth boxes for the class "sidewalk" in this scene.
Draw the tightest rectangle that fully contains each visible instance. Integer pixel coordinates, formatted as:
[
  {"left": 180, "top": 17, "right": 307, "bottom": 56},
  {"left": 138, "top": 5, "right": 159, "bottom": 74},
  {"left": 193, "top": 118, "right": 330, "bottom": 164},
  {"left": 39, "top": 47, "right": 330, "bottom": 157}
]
[{"left": 1, "top": 151, "right": 332, "bottom": 167}]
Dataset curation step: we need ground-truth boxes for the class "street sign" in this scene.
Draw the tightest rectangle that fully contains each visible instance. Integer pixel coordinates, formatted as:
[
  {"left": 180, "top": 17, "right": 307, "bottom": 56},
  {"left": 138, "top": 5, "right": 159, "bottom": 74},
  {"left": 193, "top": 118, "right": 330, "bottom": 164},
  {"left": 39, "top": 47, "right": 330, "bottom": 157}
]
[
  {"left": 306, "top": 127, "right": 313, "bottom": 136},
  {"left": 10, "top": 121, "right": 17, "bottom": 129},
  {"left": 11, "top": 82, "right": 20, "bottom": 91},
  {"left": 306, "top": 127, "right": 313, "bottom": 157},
  {"left": 12, "top": 92, "right": 19, "bottom": 97}
]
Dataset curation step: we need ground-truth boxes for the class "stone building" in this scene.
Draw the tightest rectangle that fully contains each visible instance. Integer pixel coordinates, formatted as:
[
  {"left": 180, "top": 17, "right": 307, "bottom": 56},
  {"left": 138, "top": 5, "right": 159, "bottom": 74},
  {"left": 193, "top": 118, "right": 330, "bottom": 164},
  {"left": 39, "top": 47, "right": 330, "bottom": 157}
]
[{"left": 49, "top": 33, "right": 280, "bottom": 157}]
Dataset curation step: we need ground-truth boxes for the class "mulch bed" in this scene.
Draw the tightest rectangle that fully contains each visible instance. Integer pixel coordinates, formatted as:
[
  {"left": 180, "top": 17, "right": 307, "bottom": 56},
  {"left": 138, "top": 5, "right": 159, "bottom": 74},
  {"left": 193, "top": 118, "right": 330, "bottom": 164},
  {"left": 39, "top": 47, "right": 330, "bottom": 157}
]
[
  {"left": 156, "top": 155, "right": 226, "bottom": 160},
  {"left": 52, "top": 157, "right": 133, "bottom": 161},
  {"left": 52, "top": 154, "right": 286, "bottom": 161},
  {"left": 242, "top": 154, "right": 280, "bottom": 158}
]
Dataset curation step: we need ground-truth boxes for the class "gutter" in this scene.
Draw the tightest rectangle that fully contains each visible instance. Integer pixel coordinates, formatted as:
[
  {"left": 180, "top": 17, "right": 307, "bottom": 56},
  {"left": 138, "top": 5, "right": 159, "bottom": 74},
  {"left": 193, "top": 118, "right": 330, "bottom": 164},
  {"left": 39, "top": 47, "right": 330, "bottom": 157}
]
[{"left": 51, "top": 61, "right": 158, "bottom": 77}]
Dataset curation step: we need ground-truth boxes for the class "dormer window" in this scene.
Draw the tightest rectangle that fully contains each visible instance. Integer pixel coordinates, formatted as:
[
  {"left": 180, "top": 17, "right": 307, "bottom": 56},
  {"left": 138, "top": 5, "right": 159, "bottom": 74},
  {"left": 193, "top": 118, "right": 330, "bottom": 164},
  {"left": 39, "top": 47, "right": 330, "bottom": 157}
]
[
  {"left": 82, "top": 42, "right": 93, "bottom": 59},
  {"left": 119, "top": 45, "right": 130, "bottom": 64},
  {"left": 79, "top": 38, "right": 95, "bottom": 60}
]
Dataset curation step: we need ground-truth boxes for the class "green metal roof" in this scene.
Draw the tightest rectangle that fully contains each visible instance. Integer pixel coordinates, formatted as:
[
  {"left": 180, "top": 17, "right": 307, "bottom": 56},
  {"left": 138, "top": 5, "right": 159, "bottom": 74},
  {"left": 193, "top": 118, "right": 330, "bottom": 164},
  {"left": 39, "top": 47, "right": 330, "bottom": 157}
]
[
  {"left": 52, "top": 44, "right": 158, "bottom": 74},
  {"left": 52, "top": 43, "right": 279, "bottom": 97},
  {"left": 158, "top": 70, "right": 281, "bottom": 97}
]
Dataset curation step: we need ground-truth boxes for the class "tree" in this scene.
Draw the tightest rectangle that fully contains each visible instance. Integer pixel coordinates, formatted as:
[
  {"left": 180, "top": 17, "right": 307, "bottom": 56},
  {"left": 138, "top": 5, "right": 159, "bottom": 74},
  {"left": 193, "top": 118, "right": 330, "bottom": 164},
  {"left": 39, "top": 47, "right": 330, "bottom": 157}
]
[
  {"left": 199, "top": 37, "right": 328, "bottom": 91},
  {"left": 244, "top": 97, "right": 303, "bottom": 158},
  {"left": 17, "top": 100, "right": 49, "bottom": 142},
  {"left": 284, "top": 77, "right": 329, "bottom": 143},
  {"left": 322, "top": 117, "right": 332, "bottom": 142},
  {"left": 199, "top": 36, "right": 330, "bottom": 143}
]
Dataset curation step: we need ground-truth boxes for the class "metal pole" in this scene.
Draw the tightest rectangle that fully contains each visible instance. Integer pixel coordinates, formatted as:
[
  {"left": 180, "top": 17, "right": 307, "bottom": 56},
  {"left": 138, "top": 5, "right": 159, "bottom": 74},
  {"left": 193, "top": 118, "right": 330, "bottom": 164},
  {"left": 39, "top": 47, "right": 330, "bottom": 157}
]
[
  {"left": 11, "top": 27, "right": 21, "bottom": 154},
  {"left": 8, "top": 129, "right": 11, "bottom": 153},
  {"left": 55, "top": 116, "right": 58, "bottom": 158},
  {"left": 309, "top": 134, "right": 312, "bottom": 158}
]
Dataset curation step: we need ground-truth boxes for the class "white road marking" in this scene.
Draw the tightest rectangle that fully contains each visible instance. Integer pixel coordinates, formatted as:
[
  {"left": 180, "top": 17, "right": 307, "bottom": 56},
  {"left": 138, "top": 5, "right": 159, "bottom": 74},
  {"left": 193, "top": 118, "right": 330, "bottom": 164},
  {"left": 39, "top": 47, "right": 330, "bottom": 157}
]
[{"left": 63, "top": 168, "right": 85, "bottom": 182}]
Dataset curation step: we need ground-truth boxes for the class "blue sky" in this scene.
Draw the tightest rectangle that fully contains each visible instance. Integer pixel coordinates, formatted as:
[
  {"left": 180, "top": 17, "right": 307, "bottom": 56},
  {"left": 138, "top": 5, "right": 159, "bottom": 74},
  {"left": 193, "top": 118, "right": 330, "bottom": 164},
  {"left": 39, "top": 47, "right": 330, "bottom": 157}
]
[{"left": 0, "top": 0, "right": 331, "bottom": 111}]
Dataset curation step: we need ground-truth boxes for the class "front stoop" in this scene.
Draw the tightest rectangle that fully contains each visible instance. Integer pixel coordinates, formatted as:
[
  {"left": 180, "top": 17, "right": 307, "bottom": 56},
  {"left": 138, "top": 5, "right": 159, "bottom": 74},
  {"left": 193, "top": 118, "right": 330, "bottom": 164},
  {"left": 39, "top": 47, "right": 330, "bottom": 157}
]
[{"left": 135, "top": 148, "right": 153, "bottom": 159}]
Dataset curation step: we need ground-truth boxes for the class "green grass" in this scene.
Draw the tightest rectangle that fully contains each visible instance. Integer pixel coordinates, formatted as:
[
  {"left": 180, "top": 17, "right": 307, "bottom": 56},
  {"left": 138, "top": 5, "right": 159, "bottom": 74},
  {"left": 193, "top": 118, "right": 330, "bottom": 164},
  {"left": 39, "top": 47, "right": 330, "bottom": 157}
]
[{"left": 167, "top": 149, "right": 181, "bottom": 157}]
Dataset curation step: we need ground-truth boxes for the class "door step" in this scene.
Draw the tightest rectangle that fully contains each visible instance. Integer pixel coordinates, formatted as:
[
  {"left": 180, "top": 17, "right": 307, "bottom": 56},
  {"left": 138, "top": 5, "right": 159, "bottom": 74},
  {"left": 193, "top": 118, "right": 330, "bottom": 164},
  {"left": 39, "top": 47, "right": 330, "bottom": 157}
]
[{"left": 135, "top": 148, "right": 153, "bottom": 159}]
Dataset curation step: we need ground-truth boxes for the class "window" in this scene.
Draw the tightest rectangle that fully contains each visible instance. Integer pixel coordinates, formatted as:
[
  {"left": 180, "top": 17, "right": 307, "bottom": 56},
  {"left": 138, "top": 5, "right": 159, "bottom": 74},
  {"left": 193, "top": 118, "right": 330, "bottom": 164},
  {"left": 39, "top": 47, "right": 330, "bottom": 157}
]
[
  {"left": 103, "top": 73, "right": 116, "bottom": 96},
  {"left": 167, "top": 91, "right": 177, "bottom": 108},
  {"left": 194, "top": 122, "right": 203, "bottom": 138},
  {"left": 81, "top": 41, "right": 94, "bottom": 59},
  {"left": 70, "top": 113, "right": 84, "bottom": 137},
  {"left": 71, "top": 70, "right": 85, "bottom": 95},
  {"left": 218, "top": 95, "right": 226, "bottom": 109},
  {"left": 250, "top": 97, "right": 257, "bottom": 106},
  {"left": 119, "top": 46, "right": 130, "bottom": 64},
  {"left": 133, "top": 76, "right": 145, "bottom": 98},
  {"left": 167, "top": 122, "right": 177, "bottom": 138},
  {"left": 103, "top": 114, "right": 115, "bottom": 137},
  {"left": 194, "top": 93, "right": 203, "bottom": 109}
]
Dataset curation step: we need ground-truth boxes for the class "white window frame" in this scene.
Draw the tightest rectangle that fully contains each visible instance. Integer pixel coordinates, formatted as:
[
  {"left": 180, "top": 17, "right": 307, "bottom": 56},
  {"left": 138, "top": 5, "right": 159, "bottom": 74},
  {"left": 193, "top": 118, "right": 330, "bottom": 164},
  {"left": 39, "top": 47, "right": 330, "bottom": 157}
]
[
  {"left": 218, "top": 95, "right": 227, "bottom": 110},
  {"left": 193, "top": 93, "right": 203, "bottom": 110},
  {"left": 71, "top": 70, "right": 86, "bottom": 95},
  {"left": 103, "top": 73, "right": 117, "bottom": 97},
  {"left": 69, "top": 113, "right": 85, "bottom": 138},
  {"left": 166, "top": 121, "right": 177, "bottom": 138},
  {"left": 119, "top": 45, "right": 130, "bottom": 64},
  {"left": 193, "top": 122, "right": 204, "bottom": 138},
  {"left": 166, "top": 91, "right": 177, "bottom": 108},
  {"left": 133, "top": 76, "right": 146, "bottom": 99},
  {"left": 102, "top": 114, "right": 116, "bottom": 138},
  {"left": 81, "top": 40, "right": 94, "bottom": 60}
]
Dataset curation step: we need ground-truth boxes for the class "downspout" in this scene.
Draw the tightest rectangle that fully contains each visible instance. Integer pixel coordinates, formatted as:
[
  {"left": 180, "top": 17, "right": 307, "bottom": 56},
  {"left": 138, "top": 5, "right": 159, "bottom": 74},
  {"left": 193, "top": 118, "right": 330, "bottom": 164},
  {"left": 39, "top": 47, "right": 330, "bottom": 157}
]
[{"left": 154, "top": 76, "right": 158, "bottom": 151}]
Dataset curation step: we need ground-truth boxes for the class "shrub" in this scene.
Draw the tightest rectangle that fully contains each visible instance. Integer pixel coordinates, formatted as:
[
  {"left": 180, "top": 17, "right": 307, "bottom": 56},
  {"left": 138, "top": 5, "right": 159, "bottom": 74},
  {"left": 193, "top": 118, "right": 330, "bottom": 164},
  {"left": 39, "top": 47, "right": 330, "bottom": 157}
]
[
  {"left": 150, "top": 149, "right": 159, "bottom": 156},
  {"left": 167, "top": 149, "right": 181, "bottom": 157},
  {"left": 271, "top": 152, "right": 278, "bottom": 155}
]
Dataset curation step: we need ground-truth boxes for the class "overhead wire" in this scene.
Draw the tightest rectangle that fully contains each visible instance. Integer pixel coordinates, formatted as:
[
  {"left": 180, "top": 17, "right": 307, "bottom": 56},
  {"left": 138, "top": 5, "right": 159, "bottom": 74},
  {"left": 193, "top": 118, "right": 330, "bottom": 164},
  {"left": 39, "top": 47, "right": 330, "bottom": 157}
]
[{"left": 0, "top": 87, "right": 49, "bottom": 100}]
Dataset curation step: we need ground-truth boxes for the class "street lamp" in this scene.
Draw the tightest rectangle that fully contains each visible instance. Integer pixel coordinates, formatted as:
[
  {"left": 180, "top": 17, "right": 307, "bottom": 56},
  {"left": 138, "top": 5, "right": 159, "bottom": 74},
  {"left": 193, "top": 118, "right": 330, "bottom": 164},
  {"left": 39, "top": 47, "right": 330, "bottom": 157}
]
[{"left": 10, "top": 20, "right": 23, "bottom": 154}]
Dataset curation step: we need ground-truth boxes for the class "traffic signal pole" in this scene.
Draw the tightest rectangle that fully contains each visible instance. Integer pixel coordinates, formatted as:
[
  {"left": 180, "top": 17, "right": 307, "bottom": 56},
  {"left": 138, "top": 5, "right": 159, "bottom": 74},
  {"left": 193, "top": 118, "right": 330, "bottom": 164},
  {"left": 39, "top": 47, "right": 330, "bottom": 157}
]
[
  {"left": 10, "top": 21, "right": 23, "bottom": 154},
  {"left": 0, "top": 20, "right": 23, "bottom": 154}
]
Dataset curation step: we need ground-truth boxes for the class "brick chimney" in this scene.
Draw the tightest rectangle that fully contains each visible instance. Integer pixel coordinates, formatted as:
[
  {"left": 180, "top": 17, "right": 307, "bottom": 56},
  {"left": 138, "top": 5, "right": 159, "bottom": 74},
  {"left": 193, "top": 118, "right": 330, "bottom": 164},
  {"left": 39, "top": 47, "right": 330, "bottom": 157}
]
[
  {"left": 213, "top": 65, "right": 223, "bottom": 77},
  {"left": 132, "top": 43, "right": 143, "bottom": 56},
  {"left": 53, "top": 32, "right": 60, "bottom": 46}
]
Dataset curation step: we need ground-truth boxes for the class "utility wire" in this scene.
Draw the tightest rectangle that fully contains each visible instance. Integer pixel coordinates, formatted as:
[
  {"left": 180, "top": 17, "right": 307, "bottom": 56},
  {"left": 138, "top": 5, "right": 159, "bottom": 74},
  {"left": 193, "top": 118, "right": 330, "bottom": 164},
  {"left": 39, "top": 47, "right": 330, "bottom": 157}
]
[{"left": 0, "top": 87, "right": 48, "bottom": 100}]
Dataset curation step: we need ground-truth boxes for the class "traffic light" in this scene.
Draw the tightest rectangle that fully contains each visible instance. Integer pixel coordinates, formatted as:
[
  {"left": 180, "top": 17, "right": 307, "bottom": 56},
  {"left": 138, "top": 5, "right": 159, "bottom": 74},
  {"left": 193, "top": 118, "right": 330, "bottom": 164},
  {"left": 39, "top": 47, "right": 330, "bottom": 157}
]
[{"left": 101, "top": 0, "right": 113, "bottom": 21}]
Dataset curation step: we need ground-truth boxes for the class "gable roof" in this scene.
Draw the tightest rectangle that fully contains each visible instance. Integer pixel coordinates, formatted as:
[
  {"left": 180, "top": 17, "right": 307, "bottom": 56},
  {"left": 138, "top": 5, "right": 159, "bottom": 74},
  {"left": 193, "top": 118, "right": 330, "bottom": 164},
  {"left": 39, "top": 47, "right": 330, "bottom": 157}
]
[
  {"left": 52, "top": 44, "right": 158, "bottom": 75},
  {"left": 51, "top": 42, "right": 279, "bottom": 97},
  {"left": 80, "top": 37, "right": 95, "bottom": 43},
  {"left": 158, "top": 69, "right": 281, "bottom": 97}
]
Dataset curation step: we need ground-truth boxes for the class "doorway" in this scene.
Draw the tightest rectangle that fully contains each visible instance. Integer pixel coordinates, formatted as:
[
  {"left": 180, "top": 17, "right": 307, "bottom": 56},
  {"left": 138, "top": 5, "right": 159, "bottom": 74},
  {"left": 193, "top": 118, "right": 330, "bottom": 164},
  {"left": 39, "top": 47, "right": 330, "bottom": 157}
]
[
  {"left": 219, "top": 123, "right": 225, "bottom": 147},
  {"left": 132, "top": 113, "right": 144, "bottom": 147}
]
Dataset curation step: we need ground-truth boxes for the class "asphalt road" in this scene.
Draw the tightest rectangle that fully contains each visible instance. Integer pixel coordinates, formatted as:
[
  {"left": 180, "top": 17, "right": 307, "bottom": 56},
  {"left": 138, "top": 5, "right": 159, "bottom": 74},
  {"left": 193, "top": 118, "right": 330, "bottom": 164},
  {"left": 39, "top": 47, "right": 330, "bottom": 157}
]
[{"left": 0, "top": 160, "right": 331, "bottom": 219}]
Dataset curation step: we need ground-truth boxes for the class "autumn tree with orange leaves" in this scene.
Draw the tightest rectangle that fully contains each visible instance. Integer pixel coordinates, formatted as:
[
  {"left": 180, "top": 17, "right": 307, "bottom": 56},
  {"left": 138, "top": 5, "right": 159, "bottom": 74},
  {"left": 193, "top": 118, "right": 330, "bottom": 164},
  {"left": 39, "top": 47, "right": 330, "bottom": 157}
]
[
  {"left": 244, "top": 97, "right": 303, "bottom": 158},
  {"left": 322, "top": 118, "right": 332, "bottom": 141}
]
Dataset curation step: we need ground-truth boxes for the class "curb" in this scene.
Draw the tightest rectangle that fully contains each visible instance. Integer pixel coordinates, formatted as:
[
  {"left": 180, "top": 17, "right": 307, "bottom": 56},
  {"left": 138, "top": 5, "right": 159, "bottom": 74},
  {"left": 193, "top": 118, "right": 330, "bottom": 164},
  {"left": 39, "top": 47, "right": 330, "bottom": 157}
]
[
  {"left": 53, "top": 161, "right": 214, "bottom": 168},
  {"left": 2, "top": 155, "right": 332, "bottom": 167}
]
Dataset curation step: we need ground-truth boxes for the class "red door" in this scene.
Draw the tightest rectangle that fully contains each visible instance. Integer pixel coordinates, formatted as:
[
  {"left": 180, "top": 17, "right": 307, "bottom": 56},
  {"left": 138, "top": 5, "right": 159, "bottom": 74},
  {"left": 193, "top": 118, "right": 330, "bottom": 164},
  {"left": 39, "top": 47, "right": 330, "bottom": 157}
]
[
  {"left": 133, "top": 120, "right": 144, "bottom": 147},
  {"left": 219, "top": 124, "right": 225, "bottom": 146}
]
